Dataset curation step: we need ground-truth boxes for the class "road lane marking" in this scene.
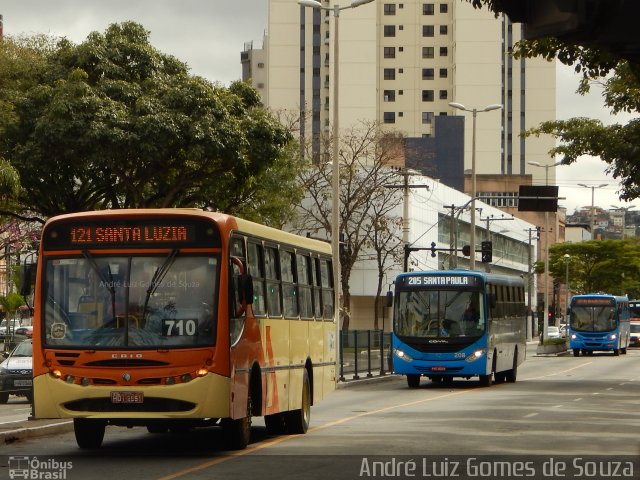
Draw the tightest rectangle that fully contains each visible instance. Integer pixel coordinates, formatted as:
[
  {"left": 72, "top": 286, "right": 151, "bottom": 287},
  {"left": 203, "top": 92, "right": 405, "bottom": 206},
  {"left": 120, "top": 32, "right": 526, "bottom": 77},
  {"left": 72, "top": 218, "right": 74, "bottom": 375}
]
[
  {"left": 157, "top": 389, "right": 473, "bottom": 480},
  {"left": 521, "top": 361, "right": 592, "bottom": 381},
  {"left": 523, "top": 413, "right": 538, "bottom": 418}
]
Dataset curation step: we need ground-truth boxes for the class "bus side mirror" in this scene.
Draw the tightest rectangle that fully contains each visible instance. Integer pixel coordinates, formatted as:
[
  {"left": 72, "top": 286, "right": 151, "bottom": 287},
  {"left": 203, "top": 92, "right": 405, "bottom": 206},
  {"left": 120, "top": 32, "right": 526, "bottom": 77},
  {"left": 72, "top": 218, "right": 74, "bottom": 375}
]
[
  {"left": 19, "top": 263, "right": 37, "bottom": 297},
  {"left": 385, "top": 291, "right": 393, "bottom": 308}
]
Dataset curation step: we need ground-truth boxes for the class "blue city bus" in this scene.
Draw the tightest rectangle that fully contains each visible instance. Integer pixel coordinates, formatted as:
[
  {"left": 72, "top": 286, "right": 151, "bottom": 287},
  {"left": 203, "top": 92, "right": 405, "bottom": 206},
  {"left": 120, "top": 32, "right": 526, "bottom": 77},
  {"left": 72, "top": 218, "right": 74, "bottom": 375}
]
[
  {"left": 391, "top": 270, "right": 527, "bottom": 388},
  {"left": 569, "top": 294, "right": 630, "bottom": 356}
]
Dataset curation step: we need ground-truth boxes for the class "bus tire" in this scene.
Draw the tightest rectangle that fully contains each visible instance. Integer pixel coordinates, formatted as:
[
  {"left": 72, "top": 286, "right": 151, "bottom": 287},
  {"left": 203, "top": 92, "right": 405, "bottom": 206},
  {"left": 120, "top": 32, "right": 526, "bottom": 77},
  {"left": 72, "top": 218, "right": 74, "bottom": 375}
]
[
  {"left": 505, "top": 352, "right": 518, "bottom": 383},
  {"left": 264, "top": 412, "right": 287, "bottom": 435},
  {"left": 406, "top": 374, "right": 421, "bottom": 388},
  {"left": 73, "top": 418, "right": 105, "bottom": 449},
  {"left": 613, "top": 348, "right": 620, "bottom": 356},
  {"left": 478, "top": 374, "right": 492, "bottom": 387},
  {"left": 0, "top": 392, "right": 9, "bottom": 404},
  {"left": 223, "top": 393, "right": 252, "bottom": 450},
  {"left": 285, "top": 369, "right": 311, "bottom": 434},
  {"left": 573, "top": 349, "right": 580, "bottom": 357}
]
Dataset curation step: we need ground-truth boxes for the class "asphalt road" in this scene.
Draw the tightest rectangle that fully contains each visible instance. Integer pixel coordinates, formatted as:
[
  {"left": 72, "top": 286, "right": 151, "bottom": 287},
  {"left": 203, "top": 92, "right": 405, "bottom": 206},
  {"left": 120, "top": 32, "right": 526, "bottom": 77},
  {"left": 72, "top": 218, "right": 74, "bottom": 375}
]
[{"left": 1, "top": 345, "right": 639, "bottom": 480}]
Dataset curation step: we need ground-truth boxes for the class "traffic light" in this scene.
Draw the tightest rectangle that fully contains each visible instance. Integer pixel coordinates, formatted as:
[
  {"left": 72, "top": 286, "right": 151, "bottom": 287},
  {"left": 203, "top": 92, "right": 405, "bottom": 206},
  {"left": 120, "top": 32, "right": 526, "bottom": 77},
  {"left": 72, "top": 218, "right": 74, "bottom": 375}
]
[
  {"left": 481, "top": 241, "right": 492, "bottom": 263},
  {"left": 462, "top": 245, "right": 471, "bottom": 256}
]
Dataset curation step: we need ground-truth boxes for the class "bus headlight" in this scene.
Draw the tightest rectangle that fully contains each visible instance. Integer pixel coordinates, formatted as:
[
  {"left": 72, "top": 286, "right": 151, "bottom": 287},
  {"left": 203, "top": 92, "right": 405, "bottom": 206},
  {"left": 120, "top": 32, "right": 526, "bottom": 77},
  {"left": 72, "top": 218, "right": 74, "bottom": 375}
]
[
  {"left": 465, "top": 349, "right": 487, "bottom": 363},
  {"left": 610, "top": 333, "right": 617, "bottom": 340},
  {"left": 393, "top": 348, "right": 413, "bottom": 362},
  {"left": 571, "top": 334, "right": 577, "bottom": 340}
]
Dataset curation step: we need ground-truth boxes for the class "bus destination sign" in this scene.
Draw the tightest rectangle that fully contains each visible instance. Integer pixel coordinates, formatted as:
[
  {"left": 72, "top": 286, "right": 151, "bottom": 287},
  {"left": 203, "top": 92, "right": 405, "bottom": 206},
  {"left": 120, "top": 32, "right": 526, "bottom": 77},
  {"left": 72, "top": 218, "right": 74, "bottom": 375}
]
[
  {"left": 43, "top": 218, "right": 221, "bottom": 250},
  {"left": 573, "top": 297, "right": 614, "bottom": 307},
  {"left": 399, "top": 274, "right": 482, "bottom": 288}
]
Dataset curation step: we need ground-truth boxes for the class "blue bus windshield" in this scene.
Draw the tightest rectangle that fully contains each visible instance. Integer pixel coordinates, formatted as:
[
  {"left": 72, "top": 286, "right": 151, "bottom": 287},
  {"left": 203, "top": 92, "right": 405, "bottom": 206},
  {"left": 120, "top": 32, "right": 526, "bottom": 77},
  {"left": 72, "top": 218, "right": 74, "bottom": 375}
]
[
  {"left": 571, "top": 304, "right": 617, "bottom": 332},
  {"left": 395, "top": 289, "right": 484, "bottom": 339}
]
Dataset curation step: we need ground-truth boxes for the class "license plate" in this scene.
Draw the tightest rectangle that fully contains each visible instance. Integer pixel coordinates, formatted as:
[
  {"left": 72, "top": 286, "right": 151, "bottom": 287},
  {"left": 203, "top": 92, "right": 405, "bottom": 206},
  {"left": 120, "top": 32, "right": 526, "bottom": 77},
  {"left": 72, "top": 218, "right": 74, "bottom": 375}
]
[
  {"left": 431, "top": 366, "right": 446, "bottom": 372},
  {"left": 13, "top": 379, "right": 32, "bottom": 387},
  {"left": 111, "top": 391, "right": 144, "bottom": 404}
]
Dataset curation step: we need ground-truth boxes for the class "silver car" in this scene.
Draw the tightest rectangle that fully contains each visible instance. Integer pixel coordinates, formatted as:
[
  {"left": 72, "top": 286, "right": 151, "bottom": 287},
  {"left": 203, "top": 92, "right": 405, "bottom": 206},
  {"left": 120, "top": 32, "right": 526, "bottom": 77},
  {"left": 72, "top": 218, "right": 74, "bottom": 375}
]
[{"left": 0, "top": 340, "right": 33, "bottom": 403}]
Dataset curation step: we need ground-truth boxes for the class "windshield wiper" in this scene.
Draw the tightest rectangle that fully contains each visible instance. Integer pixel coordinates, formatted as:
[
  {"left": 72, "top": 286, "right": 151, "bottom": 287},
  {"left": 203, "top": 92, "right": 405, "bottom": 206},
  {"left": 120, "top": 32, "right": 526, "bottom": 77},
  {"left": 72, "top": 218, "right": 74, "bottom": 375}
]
[{"left": 141, "top": 249, "right": 178, "bottom": 325}]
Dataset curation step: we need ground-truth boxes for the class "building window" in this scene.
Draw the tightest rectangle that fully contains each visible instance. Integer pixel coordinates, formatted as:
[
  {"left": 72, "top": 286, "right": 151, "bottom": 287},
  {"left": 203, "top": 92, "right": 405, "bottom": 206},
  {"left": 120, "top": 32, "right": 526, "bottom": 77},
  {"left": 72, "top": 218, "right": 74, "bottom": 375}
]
[
  {"left": 422, "top": 112, "right": 434, "bottom": 124},
  {"left": 440, "top": 3, "right": 448, "bottom": 13},
  {"left": 422, "top": 25, "right": 434, "bottom": 37},
  {"left": 439, "top": 46, "right": 448, "bottom": 56},
  {"left": 439, "top": 89, "right": 448, "bottom": 100},
  {"left": 439, "top": 68, "right": 448, "bottom": 78},
  {"left": 422, "top": 68, "right": 434, "bottom": 80},
  {"left": 384, "top": 4, "right": 396, "bottom": 15},
  {"left": 422, "top": 47, "right": 434, "bottom": 59},
  {"left": 384, "top": 25, "right": 396, "bottom": 37},
  {"left": 383, "top": 90, "right": 396, "bottom": 102},
  {"left": 384, "top": 68, "right": 396, "bottom": 80},
  {"left": 383, "top": 112, "right": 396, "bottom": 124},
  {"left": 440, "top": 25, "right": 448, "bottom": 35},
  {"left": 384, "top": 47, "right": 396, "bottom": 58},
  {"left": 423, "top": 4, "right": 435, "bottom": 15},
  {"left": 422, "top": 90, "right": 434, "bottom": 102}
]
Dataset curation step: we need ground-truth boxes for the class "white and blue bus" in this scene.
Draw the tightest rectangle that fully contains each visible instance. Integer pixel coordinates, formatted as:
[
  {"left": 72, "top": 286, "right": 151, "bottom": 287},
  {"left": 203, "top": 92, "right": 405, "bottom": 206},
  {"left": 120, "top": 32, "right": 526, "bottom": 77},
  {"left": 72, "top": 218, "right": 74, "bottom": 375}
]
[
  {"left": 569, "top": 294, "right": 630, "bottom": 356},
  {"left": 391, "top": 270, "right": 527, "bottom": 388}
]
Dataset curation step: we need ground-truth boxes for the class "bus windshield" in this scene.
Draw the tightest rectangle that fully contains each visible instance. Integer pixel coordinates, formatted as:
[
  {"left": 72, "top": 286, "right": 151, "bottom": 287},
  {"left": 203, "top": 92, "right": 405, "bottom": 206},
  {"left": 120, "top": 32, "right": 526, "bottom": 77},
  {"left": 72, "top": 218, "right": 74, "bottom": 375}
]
[
  {"left": 43, "top": 254, "right": 219, "bottom": 348},
  {"left": 395, "top": 289, "right": 484, "bottom": 338},
  {"left": 570, "top": 304, "right": 617, "bottom": 332}
]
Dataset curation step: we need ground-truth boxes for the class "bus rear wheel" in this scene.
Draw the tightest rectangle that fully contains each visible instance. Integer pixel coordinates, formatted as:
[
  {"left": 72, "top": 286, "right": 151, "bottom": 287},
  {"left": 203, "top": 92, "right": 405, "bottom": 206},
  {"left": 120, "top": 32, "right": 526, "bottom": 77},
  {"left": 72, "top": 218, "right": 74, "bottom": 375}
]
[
  {"left": 74, "top": 418, "right": 105, "bottom": 449},
  {"left": 285, "top": 369, "right": 311, "bottom": 434}
]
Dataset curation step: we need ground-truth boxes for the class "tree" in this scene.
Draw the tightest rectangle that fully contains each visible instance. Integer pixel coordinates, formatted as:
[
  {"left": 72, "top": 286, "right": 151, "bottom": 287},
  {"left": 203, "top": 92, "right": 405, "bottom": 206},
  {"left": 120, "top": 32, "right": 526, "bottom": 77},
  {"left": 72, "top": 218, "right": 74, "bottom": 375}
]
[
  {"left": 0, "top": 23, "right": 302, "bottom": 226},
  {"left": 543, "top": 239, "right": 640, "bottom": 298},
  {"left": 292, "top": 121, "right": 404, "bottom": 331}
]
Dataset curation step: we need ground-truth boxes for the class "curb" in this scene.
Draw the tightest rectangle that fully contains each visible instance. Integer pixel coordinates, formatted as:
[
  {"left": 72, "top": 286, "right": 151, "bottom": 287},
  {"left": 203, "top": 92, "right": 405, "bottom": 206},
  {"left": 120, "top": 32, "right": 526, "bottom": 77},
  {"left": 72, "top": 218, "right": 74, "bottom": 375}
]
[{"left": 1, "top": 419, "right": 74, "bottom": 444}]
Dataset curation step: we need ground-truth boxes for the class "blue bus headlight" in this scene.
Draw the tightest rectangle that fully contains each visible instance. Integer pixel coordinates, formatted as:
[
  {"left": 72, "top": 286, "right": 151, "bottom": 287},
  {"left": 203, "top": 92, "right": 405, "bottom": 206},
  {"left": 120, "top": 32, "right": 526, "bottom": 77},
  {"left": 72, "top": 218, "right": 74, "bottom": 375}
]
[
  {"left": 393, "top": 348, "right": 413, "bottom": 362},
  {"left": 609, "top": 333, "right": 617, "bottom": 340},
  {"left": 465, "top": 349, "right": 486, "bottom": 363},
  {"left": 571, "top": 334, "right": 577, "bottom": 340}
]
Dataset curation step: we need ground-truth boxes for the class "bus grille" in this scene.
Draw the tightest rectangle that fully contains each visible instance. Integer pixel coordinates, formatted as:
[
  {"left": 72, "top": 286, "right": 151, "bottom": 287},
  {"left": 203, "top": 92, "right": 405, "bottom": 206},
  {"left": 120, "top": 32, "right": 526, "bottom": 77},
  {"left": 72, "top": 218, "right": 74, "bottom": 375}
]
[{"left": 64, "top": 397, "right": 195, "bottom": 413}]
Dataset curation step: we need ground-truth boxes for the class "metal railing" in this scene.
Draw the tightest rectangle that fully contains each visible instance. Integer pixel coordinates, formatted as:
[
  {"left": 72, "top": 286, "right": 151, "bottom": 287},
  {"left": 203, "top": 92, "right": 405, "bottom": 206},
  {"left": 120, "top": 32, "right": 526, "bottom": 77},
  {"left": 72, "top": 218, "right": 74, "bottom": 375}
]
[{"left": 339, "top": 330, "right": 392, "bottom": 381}]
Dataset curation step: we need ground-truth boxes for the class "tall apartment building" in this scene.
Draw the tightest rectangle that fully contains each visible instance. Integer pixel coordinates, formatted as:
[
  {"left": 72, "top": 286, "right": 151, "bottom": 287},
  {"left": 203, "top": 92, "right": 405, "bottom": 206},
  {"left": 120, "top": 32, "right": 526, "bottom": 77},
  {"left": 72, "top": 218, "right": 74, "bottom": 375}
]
[{"left": 242, "top": 0, "right": 557, "bottom": 194}]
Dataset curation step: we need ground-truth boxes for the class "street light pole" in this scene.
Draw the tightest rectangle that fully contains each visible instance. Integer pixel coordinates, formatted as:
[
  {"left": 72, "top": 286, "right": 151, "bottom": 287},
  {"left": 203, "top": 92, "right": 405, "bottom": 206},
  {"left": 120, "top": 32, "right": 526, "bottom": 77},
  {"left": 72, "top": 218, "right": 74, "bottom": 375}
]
[
  {"left": 563, "top": 254, "right": 571, "bottom": 323},
  {"left": 449, "top": 102, "right": 502, "bottom": 270},
  {"left": 298, "top": 0, "right": 373, "bottom": 379},
  {"left": 527, "top": 160, "right": 564, "bottom": 341},
  {"left": 578, "top": 183, "right": 607, "bottom": 240}
]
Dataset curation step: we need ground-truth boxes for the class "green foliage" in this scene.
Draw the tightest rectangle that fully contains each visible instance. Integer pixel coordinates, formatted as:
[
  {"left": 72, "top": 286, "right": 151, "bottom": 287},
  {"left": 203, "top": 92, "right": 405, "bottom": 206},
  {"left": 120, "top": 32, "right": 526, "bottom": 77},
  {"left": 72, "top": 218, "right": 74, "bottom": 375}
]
[
  {"left": 0, "top": 22, "right": 301, "bottom": 226},
  {"left": 545, "top": 239, "right": 640, "bottom": 299},
  {"left": 0, "top": 292, "right": 26, "bottom": 317}
]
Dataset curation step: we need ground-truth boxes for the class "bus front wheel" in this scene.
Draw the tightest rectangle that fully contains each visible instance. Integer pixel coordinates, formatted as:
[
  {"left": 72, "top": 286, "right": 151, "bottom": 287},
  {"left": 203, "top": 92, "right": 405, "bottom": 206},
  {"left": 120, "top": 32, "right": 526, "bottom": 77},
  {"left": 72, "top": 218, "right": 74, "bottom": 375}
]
[
  {"left": 573, "top": 349, "right": 580, "bottom": 357},
  {"left": 74, "top": 418, "right": 105, "bottom": 449},
  {"left": 223, "top": 393, "right": 252, "bottom": 450},
  {"left": 406, "top": 374, "right": 421, "bottom": 388}
]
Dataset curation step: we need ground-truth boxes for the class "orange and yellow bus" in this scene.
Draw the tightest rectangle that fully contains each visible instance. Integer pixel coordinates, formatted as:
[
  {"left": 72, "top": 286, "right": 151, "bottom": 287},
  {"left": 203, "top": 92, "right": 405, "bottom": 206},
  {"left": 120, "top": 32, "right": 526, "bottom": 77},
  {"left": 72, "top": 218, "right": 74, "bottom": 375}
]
[{"left": 27, "top": 209, "right": 336, "bottom": 449}]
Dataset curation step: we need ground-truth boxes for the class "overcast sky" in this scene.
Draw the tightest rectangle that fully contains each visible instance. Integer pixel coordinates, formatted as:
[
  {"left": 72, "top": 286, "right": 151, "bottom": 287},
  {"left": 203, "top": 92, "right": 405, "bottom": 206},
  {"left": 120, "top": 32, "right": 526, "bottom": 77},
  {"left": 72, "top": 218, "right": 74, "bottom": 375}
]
[{"left": 1, "top": 0, "right": 635, "bottom": 215}]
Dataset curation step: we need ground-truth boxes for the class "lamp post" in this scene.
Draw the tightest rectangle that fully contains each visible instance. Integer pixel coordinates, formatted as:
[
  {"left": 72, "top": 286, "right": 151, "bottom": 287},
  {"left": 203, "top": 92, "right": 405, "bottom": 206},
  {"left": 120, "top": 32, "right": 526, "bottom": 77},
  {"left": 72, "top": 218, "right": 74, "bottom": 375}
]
[
  {"left": 610, "top": 205, "right": 636, "bottom": 238},
  {"left": 527, "top": 160, "right": 564, "bottom": 341},
  {"left": 578, "top": 183, "right": 607, "bottom": 240},
  {"left": 298, "top": 0, "right": 374, "bottom": 373},
  {"left": 563, "top": 253, "right": 571, "bottom": 328},
  {"left": 449, "top": 102, "right": 502, "bottom": 269}
]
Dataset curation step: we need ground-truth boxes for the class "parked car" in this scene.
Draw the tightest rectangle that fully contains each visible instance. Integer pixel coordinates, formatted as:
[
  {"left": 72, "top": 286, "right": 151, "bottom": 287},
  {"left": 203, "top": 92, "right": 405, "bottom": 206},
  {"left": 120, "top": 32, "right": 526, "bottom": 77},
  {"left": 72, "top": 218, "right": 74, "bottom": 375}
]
[
  {"left": 559, "top": 324, "right": 568, "bottom": 337},
  {"left": 13, "top": 325, "right": 33, "bottom": 338},
  {"left": 630, "top": 321, "right": 640, "bottom": 347},
  {"left": 0, "top": 339, "right": 33, "bottom": 403},
  {"left": 546, "top": 326, "right": 562, "bottom": 339}
]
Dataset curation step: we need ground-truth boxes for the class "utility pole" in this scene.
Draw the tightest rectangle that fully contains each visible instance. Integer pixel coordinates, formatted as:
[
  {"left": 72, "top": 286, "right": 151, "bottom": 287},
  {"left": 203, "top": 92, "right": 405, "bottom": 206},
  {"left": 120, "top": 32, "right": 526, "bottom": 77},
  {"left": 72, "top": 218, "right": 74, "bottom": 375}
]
[
  {"left": 525, "top": 227, "right": 538, "bottom": 341},
  {"left": 385, "top": 167, "right": 429, "bottom": 271}
]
